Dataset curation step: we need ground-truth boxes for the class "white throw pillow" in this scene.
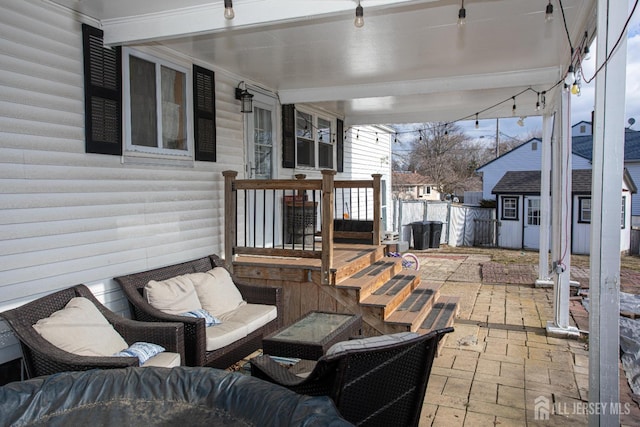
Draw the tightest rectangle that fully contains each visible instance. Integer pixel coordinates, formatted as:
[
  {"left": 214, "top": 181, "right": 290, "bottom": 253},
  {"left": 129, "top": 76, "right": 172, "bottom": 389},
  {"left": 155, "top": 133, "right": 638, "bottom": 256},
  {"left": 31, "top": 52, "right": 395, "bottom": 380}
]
[
  {"left": 33, "top": 297, "right": 128, "bottom": 357},
  {"left": 193, "top": 267, "right": 246, "bottom": 317},
  {"left": 144, "top": 275, "right": 202, "bottom": 315}
]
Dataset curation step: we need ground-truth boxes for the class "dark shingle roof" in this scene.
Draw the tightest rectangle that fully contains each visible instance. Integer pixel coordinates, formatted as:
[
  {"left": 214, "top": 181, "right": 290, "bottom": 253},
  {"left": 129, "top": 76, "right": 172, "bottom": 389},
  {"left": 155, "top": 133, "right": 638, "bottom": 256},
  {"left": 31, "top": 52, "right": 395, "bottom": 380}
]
[
  {"left": 572, "top": 129, "right": 640, "bottom": 161},
  {"left": 492, "top": 170, "right": 593, "bottom": 194}
]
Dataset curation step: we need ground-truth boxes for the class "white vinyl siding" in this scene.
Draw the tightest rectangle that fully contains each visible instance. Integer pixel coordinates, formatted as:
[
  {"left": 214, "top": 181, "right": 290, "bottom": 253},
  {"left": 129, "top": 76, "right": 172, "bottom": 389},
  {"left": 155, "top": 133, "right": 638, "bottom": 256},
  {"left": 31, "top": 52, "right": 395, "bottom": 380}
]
[
  {"left": 0, "top": 1, "right": 245, "bottom": 362},
  {"left": 477, "top": 139, "right": 593, "bottom": 200}
]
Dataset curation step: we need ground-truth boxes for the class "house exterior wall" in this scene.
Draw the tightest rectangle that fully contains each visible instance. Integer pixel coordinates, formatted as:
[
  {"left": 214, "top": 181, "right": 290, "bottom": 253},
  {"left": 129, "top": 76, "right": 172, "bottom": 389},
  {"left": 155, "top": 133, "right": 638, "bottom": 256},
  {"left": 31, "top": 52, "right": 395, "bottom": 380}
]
[
  {"left": 626, "top": 162, "right": 640, "bottom": 220},
  {"left": 572, "top": 195, "right": 591, "bottom": 255},
  {"left": 0, "top": 2, "right": 392, "bottom": 364},
  {"left": 478, "top": 139, "right": 592, "bottom": 200}
]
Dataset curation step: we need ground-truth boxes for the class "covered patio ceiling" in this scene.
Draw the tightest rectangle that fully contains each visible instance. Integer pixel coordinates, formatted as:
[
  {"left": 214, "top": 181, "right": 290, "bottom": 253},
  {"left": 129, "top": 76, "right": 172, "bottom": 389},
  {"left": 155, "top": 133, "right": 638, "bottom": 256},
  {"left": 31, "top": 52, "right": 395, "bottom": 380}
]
[{"left": 50, "top": 0, "right": 596, "bottom": 126}]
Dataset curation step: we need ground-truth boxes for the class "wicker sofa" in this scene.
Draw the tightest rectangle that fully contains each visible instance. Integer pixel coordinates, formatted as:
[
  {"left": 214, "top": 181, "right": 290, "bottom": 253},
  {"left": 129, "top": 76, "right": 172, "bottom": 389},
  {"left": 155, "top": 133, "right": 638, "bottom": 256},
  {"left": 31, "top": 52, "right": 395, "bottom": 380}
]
[
  {"left": 0, "top": 285, "right": 185, "bottom": 379},
  {"left": 115, "top": 255, "right": 282, "bottom": 368}
]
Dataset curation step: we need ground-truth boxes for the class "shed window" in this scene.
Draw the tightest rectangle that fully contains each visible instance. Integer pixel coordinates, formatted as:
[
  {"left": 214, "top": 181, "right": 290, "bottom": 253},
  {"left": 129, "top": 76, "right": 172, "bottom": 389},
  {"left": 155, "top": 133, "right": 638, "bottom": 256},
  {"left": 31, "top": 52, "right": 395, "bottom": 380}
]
[
  {"left": 501, "top": 197, "right": 518, "bottom": 220},
  {"left": 578, "top": 197, "right": 591, "bottom": 223}
]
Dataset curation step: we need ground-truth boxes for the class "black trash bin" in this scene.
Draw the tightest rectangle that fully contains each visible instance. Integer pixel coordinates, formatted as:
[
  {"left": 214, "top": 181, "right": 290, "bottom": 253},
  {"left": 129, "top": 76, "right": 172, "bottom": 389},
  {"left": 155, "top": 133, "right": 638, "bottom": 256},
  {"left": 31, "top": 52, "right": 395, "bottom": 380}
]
[
  {"left": 429, "top": 221, "right": 443, "bottom": 248},
  {"left": 411, "top": 221, "right": 431, "bottom": 250}
]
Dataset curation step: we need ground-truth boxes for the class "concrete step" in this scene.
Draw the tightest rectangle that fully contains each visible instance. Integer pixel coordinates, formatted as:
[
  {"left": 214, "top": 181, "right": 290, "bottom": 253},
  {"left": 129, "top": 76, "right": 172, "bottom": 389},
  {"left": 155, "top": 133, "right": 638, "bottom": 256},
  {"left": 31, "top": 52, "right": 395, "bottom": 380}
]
[
  {"left": 383, "top": 281, "right": 442, "bottom": 332},
  {"left": 336, "top": 258, "right": 403, "bottom": 302},
  {"left": 418, "top": 296, "right": 460, "bottom": 333},
  {"left": 360, "top": 273, "right": 421, "bottom": 320}
]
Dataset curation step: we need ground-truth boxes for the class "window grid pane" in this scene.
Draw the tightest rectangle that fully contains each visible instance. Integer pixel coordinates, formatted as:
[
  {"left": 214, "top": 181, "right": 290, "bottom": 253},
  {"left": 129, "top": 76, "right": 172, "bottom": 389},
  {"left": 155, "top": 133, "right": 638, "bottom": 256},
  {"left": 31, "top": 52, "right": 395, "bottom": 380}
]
[
  {"left": 527, "top": 199, "right": 540, "bottom": 225},
  {"left": 503, "top": 197, "right": 517, "bottom": 219}
]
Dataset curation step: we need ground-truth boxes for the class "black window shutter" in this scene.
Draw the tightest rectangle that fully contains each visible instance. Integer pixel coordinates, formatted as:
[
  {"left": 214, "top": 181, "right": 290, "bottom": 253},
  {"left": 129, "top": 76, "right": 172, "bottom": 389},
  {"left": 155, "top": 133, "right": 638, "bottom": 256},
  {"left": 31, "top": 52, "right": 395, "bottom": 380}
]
[
  {"left": 82, "top": 24, "right": 122, "bottom": 155},
  {"left": 282, "top": 104, "right": 295, "bottom": 168},
  {"left": 336, "top": 118, "right": 344, "bottom": 172},
  {"left": 193, "top": 65, "right": 216, "bottom": 162}
]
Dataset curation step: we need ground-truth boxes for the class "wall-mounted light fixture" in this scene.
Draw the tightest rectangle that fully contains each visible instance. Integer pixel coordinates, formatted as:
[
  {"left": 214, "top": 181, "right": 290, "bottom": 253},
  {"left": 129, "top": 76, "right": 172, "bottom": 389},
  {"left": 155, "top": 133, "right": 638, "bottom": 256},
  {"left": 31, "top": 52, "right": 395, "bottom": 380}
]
[
  {"left": 224, "top": 0, "right": 235, "bottom": 20},
  {"left": 235, "top": 82, "right": 253, "bottom": 113},
  {"left": 354, "top": 1, "right": 364, "bottom": 28}
]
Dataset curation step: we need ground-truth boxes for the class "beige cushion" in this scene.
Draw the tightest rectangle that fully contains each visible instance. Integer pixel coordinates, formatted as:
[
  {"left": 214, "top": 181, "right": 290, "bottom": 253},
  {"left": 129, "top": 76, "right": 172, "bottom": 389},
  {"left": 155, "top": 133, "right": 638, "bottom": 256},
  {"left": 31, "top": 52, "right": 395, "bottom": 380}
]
[
  {"left": 326, "top": 332, "right": 420, "bottom": 356},
  {"left": 142, "top": 352, "right": 181, "bottom": 368},
  {"left": 217, "top": 304, "right": 277, "bottom": 334},
  {"left": 33, "top": 297, "right": 128, "bottom": 357},
  {"left": 193, "top": 267, "right": 246, "bottom": 317},
  {"left": 204, "top": 320, "right": 248, "bottom": 351},
  {"left": 144, "top": 275, "right": 202, "bottom": 315}
]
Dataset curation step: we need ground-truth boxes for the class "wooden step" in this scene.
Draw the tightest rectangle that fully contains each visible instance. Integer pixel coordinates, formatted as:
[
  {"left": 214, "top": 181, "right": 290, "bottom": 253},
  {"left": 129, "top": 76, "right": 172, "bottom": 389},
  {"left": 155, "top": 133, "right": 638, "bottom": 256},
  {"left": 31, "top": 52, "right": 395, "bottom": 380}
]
[
  {"left": 383, "top": 281, "right": 442, "bottom": 332},
  {"left": 360, "top": 273, "right": 420, "bottom": 319},
  {"left": 418, "top": 296, "right": 460, "bottom": 333},
  {"left": 335, "top": 258, "right": 403, "bottom": 301},
  {"left": 331, "top": 246, "right": 386, "bottom": 284}
]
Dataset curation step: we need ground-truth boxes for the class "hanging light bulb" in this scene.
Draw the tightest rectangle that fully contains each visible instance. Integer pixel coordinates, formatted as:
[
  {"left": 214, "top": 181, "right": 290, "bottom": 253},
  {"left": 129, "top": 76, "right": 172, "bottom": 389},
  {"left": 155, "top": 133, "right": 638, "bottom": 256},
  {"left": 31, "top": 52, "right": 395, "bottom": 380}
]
[
  {"left": 512, "top": 97, "right": 516, "bottom": 116},
  {"left": 224, "top": 0, "right": 235, "bottom": 20},
  {"left": 541, "top": 91, "right": 547, "bottom": 109},
  {"left": 354, "top": 1, "right": 364, "bottom": 28},
  {"left": 570, "top": 83, "right": 580, "bottom": 95},
  {"left": 394, "top": 133, "right": 398, "bottom": 143},
  {"left": 517, "top": 117, "right": 525, "bottom": 127},
  {"left": 475, "top": 113, "right": 479, "bottom": 129},
  {"left": 535, "top": 92, "right": 541, "bottom": 111},
  {"left": 458, "top": 0, "right": 466, "bottom": 27},
  {"left": 545, "top": 0, "right": 553, "bottom": 22},
  {"left": 583, "top": 45, "right": 591, "bottom": 61},
  {"left": 564, "top": 64, "right": 576, "bottom": 85}
]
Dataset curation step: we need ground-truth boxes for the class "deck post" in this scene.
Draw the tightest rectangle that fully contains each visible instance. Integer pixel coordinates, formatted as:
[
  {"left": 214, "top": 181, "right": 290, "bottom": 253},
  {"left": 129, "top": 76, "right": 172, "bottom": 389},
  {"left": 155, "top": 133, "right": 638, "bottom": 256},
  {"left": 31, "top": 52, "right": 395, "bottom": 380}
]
[
  {"left": 372, "top": 174, "right": 382, "bottom": 245},
  {"left": 222, "top": 170, "right": 238, "bottom": 272},
  {"left": 321, "top": 170, "right": 336, "bottom": 285}
]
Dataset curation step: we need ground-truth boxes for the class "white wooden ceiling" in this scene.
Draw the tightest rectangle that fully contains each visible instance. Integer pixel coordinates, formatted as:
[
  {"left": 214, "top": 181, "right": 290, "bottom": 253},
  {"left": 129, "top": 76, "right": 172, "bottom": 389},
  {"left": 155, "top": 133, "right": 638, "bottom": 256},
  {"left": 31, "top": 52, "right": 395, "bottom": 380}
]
[{"left": 50, "top": 0, "right": 596, "bottom": 125}]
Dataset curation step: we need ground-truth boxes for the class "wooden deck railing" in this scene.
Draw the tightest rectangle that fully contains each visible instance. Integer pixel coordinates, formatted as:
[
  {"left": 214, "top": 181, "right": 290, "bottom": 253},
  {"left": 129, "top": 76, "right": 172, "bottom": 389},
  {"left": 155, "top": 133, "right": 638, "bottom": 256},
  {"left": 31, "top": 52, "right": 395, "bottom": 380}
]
[{"left": 223, "top": 170, "right": 381, "bottom": 284}]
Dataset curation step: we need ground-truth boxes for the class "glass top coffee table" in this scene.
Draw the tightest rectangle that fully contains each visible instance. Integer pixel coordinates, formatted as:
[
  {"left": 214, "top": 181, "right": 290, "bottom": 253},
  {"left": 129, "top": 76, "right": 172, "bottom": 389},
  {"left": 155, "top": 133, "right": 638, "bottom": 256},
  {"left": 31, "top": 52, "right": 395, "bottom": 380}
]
[{"left": 262, "top": 311, "right": 362, "bottom": 360}]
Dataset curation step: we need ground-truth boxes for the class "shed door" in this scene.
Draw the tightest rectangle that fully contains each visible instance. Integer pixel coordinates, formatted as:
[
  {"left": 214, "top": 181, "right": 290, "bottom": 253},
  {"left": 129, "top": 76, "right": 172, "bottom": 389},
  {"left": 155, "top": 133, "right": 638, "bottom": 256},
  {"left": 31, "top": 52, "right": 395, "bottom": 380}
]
[{"left": 523, "top": 196, "right": 541, "bottom": 249}]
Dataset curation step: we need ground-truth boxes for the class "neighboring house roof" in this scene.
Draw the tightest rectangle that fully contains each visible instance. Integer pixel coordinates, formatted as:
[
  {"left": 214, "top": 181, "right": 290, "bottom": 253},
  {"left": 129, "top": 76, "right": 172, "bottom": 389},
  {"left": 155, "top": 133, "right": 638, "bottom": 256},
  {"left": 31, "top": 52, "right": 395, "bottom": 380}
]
[
  {"left": 491, "top": 169, "right": 637, "bottom": 195},
  {"left": 567, "top": 129, "right": 640, "bottom": 162},
  {"left": 476, "top": 129, "right": 640, "bottom": 172},
  {"left": 392, "top": 172, "right": 434, "bottom": 186}
]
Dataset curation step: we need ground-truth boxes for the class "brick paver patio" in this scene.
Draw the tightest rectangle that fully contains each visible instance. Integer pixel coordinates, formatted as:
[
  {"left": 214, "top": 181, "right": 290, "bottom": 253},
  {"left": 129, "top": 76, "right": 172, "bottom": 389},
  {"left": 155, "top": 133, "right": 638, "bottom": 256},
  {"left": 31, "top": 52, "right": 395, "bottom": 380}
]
[{"left": 415, "top": 252, "right": 640, "bottom": 427}]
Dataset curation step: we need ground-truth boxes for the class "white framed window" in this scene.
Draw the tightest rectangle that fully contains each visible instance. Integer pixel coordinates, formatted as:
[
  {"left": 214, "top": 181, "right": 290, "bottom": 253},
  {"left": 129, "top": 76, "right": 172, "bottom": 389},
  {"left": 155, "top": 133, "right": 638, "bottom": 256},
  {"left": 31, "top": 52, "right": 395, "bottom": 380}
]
[
  {"left": 123, "top": 48, "right": 193, "bottom": 158},
  {"left": 578, "top": 197, "right": 591, "bottom": 223},
  {"left": 295, "top": 110, "right": 334, "bottom": 169},
  {"left": 501, "top": 197, "right": 518, "bottom": 220},
  {"left": 527, "top": 198, "right": 541, "bottom": 225}
]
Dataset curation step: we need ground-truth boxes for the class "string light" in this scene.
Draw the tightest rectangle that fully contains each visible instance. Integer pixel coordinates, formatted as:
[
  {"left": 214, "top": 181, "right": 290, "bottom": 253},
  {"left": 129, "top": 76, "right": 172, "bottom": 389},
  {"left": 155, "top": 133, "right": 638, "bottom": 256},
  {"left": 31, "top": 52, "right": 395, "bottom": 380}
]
[
  {"left": 511, "top": 97, "right": 516, "bottom": 116},
  {"left": 354, "top": 1, "right": 364, "bottom": 28},
  {"left": 535, "top": 92, "right": 541, "bottom": 111},
  {"left": 517, "top": 117, "right": 525, "bottom": 127},
  {"left": 224, "top": 0, "right": 235, "bottom": 20},
  {"left": 475, "top": 113, "right": 479, "bottom": 129},
  {"left": 564, "top": 64, "right": 576, "bottom": 85},
  {"left": 545, "top": 0, "right": 553, "bottom": 22},
  {"left": 458, "top": 0, "right": 466, "bottom": 27}
]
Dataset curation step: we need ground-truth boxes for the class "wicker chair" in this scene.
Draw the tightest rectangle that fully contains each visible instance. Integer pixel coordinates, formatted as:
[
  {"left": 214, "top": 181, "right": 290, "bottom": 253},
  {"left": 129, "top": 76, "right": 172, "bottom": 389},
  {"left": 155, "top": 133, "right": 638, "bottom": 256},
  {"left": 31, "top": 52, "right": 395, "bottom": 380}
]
[
  {"left": 114, "top": 254, "right": 283, "bottom": 368},
  {"left": 250, "top": 327, "right": 453, "bottom": 427},
  {"left": 0, "top": 285, "right": 185, "bottom": 379}
]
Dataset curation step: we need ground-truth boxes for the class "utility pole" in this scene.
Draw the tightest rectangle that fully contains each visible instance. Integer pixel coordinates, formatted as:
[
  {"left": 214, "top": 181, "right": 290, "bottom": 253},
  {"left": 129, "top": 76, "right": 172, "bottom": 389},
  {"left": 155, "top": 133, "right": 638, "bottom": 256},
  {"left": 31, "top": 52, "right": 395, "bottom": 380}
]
[{"left": 495, "top": 118, "right": 499, "bottom": 158}]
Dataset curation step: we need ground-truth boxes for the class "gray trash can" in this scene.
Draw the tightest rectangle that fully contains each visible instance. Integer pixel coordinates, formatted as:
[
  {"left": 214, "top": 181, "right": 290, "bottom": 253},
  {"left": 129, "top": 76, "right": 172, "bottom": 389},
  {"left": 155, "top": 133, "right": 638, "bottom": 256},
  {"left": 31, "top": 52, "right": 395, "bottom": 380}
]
[
  {"left": 411, "top": 221, "right": 431, "bottom": 250},
  {"left": 429, "top": 221, "right": 443, "bottom": 248}
]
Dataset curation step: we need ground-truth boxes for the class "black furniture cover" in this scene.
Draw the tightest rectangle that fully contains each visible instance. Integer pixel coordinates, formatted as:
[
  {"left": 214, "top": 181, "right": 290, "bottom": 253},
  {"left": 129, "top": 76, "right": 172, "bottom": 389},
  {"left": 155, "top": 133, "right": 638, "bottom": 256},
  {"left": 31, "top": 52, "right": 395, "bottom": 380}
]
[{"left": 0, "top": 367, "right": 352, "bottom": 427}]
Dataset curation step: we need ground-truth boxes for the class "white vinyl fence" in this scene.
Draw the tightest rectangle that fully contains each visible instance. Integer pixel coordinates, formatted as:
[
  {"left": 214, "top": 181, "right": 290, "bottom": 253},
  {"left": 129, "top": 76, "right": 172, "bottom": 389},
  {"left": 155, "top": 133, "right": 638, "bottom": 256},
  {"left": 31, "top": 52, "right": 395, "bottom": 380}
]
[{"left": 391, "top": 200, "right": 495, "bottom": 247}]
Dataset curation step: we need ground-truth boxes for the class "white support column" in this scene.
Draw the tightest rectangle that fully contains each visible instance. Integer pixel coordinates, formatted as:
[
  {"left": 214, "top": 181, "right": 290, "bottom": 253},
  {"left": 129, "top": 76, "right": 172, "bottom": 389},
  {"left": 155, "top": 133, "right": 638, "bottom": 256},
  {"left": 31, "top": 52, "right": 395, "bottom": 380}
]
[
  {"left": 589, "top": 0, "right": 628, "bottom": 424},
  {"left": 536, "top": 113, "right": 554, "bottom": 287},
  {"left": 547, "top": 89, "right": 579, "bottom": 338}
]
